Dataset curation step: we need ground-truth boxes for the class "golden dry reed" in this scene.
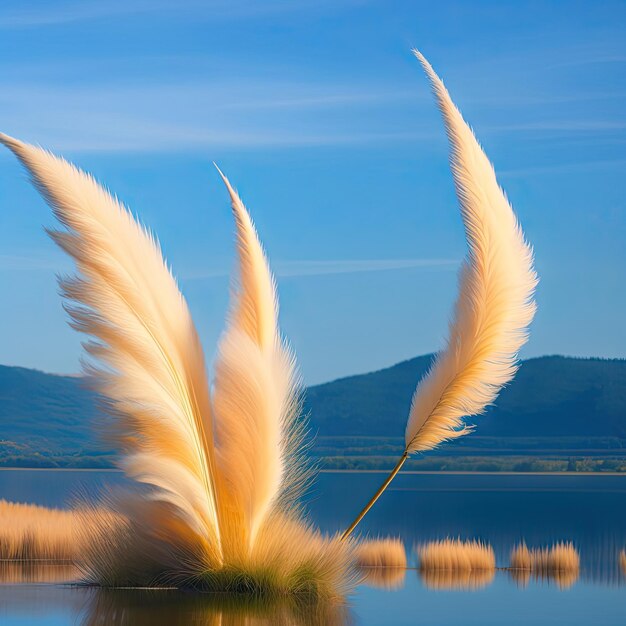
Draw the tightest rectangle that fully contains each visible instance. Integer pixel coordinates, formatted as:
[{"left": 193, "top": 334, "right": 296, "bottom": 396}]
[
  {"left": 0, "top": 500, "right": 76, "bottom": 560},
  {"left": 509, "top": 542, "right": 580, "bottom": 589},
  {"left": 417, "top": 539, "right": 496, "bottom": 572},
  {"left": 356, "top": 538, "right": 407, "bottom": 569},
  {"left": 621, "top": 550, "right": 626, "bottom": 574},
  {"left": 0, "top": 500, "right": 124, "bottom": 564}
]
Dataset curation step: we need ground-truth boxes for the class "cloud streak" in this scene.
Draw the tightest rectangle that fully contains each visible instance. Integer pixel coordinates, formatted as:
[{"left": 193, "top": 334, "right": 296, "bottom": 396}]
[
  {"left": 0, "top": 0, "right": 368, "bottom": 29},
  {"left": 182, "top": 258, "right": 458, "bottom": 281}
]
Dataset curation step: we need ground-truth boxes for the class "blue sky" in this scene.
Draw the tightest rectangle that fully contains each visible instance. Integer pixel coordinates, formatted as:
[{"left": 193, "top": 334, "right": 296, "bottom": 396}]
[{"left": 0, "top": 0, "right": 624, "bottom": 384}]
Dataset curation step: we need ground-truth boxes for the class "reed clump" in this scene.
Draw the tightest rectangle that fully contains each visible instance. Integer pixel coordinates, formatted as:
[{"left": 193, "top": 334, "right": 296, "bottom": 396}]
[
  {"left": 510, "top": 542, "right": 580, "bottom": 572},
  {"left": 0, "top": 499, "right": 122, "bottom": 562},
  {"left": 417, "top": 538, "right": 496, "bottom": 572},
  {"left": 355, "top": 538, "right": 407, "bottom": 589},
  {"left": 0, "top": 500, "right": 125, "bottom": 564},
  {"left": 355, "top": 538, "right": 407, "bottom": 569},
  {"left": 77, "top": 505, "right": 357, "bottom": 598}
]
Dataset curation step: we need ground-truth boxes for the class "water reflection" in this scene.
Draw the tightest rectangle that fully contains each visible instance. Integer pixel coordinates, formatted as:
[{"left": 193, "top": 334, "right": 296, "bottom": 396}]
[
  {"left": 79, "top": 589, "right": 353, "bottom": 626},
  {"left": 1, "top": 471, "right": 626, "bottom": 626},
  {"left": 359, "top": 566, "right": 406, "bottom": 590},
  {"left": 419, "top": 568, "right": 495, "bottom": 590},
  {"left": 508, "top": 567, "right": 578, "bottom": 590}
]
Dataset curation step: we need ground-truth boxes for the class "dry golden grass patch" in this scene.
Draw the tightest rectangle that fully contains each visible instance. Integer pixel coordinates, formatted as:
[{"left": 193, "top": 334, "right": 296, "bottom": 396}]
[
  {"left": 355, "top": 538, "right": 407, "bottom": 589},
  {"left": 0, "top": 499, "right": 123, "bottom": 562},
  {"left": 0, "top": 499, "right": 357, "bottom": 598},
  {"left": 417, "top": 538, "right": 496, "bottom": 572},
  {"left": 509, "top": 542, "right": 579, "bottom": 572},
  {"left": 355, "top": 538, "right": 406, "bottom": 569},
  {"left": 0, "top": 499, "right": 79, "bottom": 560},
  {"left": 78, "top": 507, "right": 358, "bottom": 598}
]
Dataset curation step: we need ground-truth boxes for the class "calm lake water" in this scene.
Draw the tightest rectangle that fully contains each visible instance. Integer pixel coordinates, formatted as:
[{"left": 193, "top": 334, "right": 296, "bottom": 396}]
[{"left": 1, "top": 469, "right": 625, "bottom": 625}]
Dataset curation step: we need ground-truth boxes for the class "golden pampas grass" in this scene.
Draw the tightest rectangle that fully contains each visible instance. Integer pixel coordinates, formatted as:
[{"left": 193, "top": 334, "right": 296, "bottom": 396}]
[
  {"left": 0, "top": 50, "right": 536, "bottom": 597},
  {"left": 0, "top": 132, "right": 351, "bottom": 597},
  {"left": 78, "top": 504, "right": 358, "bottom": 598},
  {"left": 417, "top": 538, "right": 496, "bottom": 572}
]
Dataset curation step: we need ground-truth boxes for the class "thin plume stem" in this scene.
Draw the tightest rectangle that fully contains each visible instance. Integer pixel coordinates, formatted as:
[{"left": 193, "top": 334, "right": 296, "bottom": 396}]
[{"left": 341, "top": 453, "right": 408, "bottom": 540}]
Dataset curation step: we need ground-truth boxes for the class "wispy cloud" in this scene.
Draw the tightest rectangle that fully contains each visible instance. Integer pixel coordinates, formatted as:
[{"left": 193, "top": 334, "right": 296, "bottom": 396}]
[
  {"left": 0, "top": 254, "right": 458, "bottom": 278},
  {"left": 2, "top": 77, "right": 623, "bottom": 152},
  {"left": 182, "top": 258, "right": 458, "bottom": 281},
  {"left": 486, "top": 120, "right": 626, "bottom": 133},
  {"left": 500, "top": 158, "right": 626, "bottom": 178},
  {"left": 0, "top": 80, "right": 429, "bottom": 152},
  {"left": 0, "top": 254, "right": 69, "bottom": 272},
  {"left": 0, "top": 0, "right": 368, "bottom": 29}
]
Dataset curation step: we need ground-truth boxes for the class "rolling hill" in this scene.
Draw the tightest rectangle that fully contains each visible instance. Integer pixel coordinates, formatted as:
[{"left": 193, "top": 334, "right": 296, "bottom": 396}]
[{"left": 1, "top": 356, "right": 625, "bottom": 470}]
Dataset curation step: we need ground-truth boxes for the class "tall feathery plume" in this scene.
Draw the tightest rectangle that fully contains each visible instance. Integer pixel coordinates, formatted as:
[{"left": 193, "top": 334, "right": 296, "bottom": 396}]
[
  {"left": 342, "top": 51, "right": 538, "bottom": 539},
  {"left": 0, "top": 133, "right": 223, "bottom": 567},
  {"left": 212, "top": 168, "right": 307, "bottom": 557}
]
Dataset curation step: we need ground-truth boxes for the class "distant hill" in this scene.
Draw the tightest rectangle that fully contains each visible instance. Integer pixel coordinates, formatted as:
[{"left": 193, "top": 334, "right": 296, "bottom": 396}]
[
  {"left": 305, "top": 355, "right": 626, "bottom": 438},
  {"left": 1, "top": 356, "right": 625, "bottom": 470},
  {"left": 0, "top": 365, "right": 108, "bottom": 467}
]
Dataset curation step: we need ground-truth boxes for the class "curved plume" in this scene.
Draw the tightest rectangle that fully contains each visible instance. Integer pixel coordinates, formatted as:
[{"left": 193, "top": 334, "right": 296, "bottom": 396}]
[
  {"left": 213, "top": 167, "right": 304, "bottom": 553},
  {"left": 342, "top": 51, "right": 537, "bottom": 538},
  {"left": 405, "top": 50, "right": 537, "bottom": 453},
  {"left": 0, "top": 133, "right": 223, "bottom": 566}
]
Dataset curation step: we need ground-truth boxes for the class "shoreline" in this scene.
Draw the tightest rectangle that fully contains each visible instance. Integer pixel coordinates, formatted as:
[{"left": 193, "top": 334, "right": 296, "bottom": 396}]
[{"left": 1, "top": 467, "right": 625, "bottom": 476}]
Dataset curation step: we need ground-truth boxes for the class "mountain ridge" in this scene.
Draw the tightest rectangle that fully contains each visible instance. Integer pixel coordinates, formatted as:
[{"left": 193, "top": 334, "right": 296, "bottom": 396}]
[{"left": 1, "top": 355, "right": 625, "bottom": 470}]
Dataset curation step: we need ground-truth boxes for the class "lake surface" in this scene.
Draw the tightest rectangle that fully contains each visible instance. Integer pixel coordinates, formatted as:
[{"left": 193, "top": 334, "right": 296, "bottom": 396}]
[{"left": 1, "top": 469, "right": 625, "bottom": 625}]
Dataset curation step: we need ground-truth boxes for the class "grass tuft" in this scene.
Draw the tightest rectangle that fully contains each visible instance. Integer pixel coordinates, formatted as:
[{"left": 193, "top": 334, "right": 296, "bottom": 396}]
[
  {"left": 355, "top": 537, "right": 407, "bottom": 589},
  {"left": 417, "top": 538, "right": 495, "bottom": 571}
]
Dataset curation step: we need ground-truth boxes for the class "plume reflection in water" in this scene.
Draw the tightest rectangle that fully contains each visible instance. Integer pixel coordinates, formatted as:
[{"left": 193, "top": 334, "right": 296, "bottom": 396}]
[{"left": 79, "top": 589, "right": 353, "bottom": 626}]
